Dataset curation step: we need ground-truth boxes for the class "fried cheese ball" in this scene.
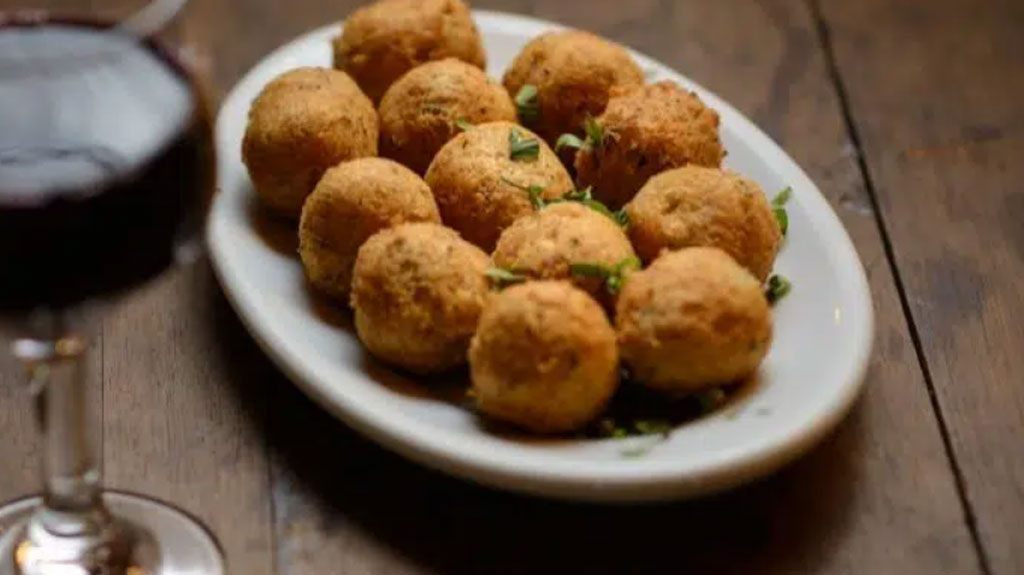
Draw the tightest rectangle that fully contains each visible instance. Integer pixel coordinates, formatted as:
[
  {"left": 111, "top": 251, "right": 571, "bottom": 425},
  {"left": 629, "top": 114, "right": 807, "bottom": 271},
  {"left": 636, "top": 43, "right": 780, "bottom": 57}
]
[
  {"left": 378, "top": 58, "right": 516, "bottom": 175},
  {"left": 350, "top": 223, "right": 489, "bottom": 373},
  {"left": 332, "top": 0, "right": 486, "bottom": 103},
  {"left": 242, "top": 67, "right": 378, "bottom": 218},
  {"left": 298, "top": 158, "right": 441, "bottom": 300},
  {"left": 616, "top": 248, "right": 771, "bottom": 392},
  {"left": 469, "top": 281, "right": 619, "bottom": 433},
  {"left": 502, "top": 30, "right": 643, "bottom": 145},
  {"left": 625, "top": 166, "right": 781, "bottom": 281},
  {"left": 575, "top": 81, "right": 724, "bottom": 209},
  {"left": 491, "top": 202, "right": 636, "bottom": 308},
  {"left": 424, "top": 121, "right": 574, "bottom": 251}
]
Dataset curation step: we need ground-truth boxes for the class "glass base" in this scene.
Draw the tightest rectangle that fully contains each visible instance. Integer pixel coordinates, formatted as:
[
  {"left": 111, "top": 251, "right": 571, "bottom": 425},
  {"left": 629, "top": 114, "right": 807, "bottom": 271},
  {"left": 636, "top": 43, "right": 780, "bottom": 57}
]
[{"left": 0, "top": 491, "right": 223, "bottom": 575}]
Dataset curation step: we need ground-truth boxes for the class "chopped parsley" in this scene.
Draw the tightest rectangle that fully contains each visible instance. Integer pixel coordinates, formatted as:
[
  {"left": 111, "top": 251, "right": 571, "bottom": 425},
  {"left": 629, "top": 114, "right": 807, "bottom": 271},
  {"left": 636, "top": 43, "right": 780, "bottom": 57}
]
[
  {"left": 555, "top": 116, "right": 606, "bottom": 154},
  {"left": 514, "top": 84, "right": 539, "bottom": 123},
  {"left": 554, "top": 133, "right": 586, "bottom": 153},
  {"left": 633, "top": 419, "right": 673, "bottom": 435},
  {"left": 454, "top": 117, "right": 474, "bottom": 132},
  {"left": 543, "top": 186, "right": 629, "bottom": 228},
  {"left": 583, "top": 116, "right": 605, "bottom": 148},
  {"left": 508, "top": 128, "right": 539, "bottom": 161},
  {"left": 765, "top": 274, "right": 792, "bottom": 304},
  {"left": 695, "top": 388, "right": 728, "bottom": 412},
  {"left": 584, "top": 384, "right": 736, "bottom": 456},
  {"left": 485, "top": 267, "right": 527, "bottom": 289},
  {"left": 500, "top": 176, "right": 546, "bottom": 209},
  {"left": 568, "top": 256, "right": 641, "bottom": 295},
  {"left": 772, "top": 186, "right": 793, "bottom": 236}
]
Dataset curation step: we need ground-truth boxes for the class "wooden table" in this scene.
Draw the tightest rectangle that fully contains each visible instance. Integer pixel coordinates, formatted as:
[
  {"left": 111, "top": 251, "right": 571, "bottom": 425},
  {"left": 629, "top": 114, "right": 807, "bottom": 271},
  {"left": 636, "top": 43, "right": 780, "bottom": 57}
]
[{"left": 2, "top": 0, "right": 1023, "bottom": 573}]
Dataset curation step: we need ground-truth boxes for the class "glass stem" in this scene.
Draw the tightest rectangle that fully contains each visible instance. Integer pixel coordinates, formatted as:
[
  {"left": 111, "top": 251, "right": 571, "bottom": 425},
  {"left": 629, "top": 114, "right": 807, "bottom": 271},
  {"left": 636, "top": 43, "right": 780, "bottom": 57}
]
[{"left": 14, "top": 329, "right": 108, "bottom": 536}]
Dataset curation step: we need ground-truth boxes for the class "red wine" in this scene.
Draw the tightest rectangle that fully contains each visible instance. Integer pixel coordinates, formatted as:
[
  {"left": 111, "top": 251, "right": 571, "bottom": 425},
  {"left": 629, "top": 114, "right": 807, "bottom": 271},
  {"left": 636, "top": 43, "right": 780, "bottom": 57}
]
[{"left": 0, "top": 15, "right": 213, "bottom": 311}]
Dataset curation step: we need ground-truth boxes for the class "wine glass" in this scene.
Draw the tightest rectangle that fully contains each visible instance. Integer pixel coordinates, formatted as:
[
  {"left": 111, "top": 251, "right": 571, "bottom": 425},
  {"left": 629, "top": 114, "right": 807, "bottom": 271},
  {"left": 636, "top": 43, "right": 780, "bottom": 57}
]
[{"left": 0, "top": 0, "right": 224, "bottom": 573}]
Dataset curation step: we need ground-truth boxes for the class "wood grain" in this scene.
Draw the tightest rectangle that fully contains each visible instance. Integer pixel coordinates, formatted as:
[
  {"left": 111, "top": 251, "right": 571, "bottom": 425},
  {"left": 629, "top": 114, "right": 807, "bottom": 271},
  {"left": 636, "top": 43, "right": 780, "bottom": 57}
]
[
  {"left": 228, "top": 0, "right": 980, "bottom": 573},
  {"left": 0, "top": 352, "right": 38, "bottom": 502},
  {"left": 817, "top": 0, "right": 1024, "bottom": 572},
  {"left": 0, "top": 0, "right": 1007, "bottom": 573},
  {"left": 101, "top": 266, "right": 274, "bottom": 575}
]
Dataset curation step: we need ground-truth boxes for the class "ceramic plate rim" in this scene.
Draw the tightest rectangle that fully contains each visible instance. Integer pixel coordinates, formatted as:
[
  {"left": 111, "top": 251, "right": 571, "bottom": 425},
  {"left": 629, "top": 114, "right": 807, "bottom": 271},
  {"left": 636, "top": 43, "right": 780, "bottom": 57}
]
[{"left": 208, "top": 10, "right": 874, "bottom": 502}]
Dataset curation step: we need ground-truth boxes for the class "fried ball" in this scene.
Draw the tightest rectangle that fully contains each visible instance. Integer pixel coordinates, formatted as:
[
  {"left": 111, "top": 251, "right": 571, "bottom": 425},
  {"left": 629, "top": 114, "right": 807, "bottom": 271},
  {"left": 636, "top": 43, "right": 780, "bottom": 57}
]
[
  {"left": 379, "top": 59, "right": 516, "bottom": 175},
  {"left": 616, "top": 247, "right": 771, "bottom": 392},
  {"left": 298, "top": 158, "right": 441, "bottom": 300},
  {"left": 469, "top": 281, "right": 619, "bottom": 433},
  {"left": 242, "top": 67, "right": 378, "bottom": 218},
  {"left": 425, "top": 121, "right": 574, "bottom": 251},
  {"left": 575, "top": 81, "right": 724, "bottom": 209},
  {"left": 351, "top": 223, "right": 489, "bottom": 373},
  {"left": 332, "top": 0, "right": 486, "bottom": 103},
  {"left": 492, "top": 202, "right": 636, "bottom": 308},
  {"left": 502, "top": 30, "right": 643, "bottom": 146},
  {"left": 625, "top": 166, "right": 781, "bottom": 281}
]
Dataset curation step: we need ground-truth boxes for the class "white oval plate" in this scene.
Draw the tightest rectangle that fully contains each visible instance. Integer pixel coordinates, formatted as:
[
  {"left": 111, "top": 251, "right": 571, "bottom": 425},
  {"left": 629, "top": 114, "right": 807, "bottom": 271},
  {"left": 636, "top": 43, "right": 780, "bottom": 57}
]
[{"left": 208, "top": 11, "right": 874, "bottom": 502}]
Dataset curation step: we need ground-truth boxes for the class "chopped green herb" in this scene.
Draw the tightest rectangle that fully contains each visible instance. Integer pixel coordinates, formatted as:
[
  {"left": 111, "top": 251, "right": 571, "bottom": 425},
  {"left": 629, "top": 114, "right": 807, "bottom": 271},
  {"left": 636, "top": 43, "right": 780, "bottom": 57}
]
[
  {"left": 514, "top": 84, "right": 539, "bottom": 123},
  {"left": 765, "top": 274, "right": 792, "bottom": 304},
  {"left": 485, "top": 267, "right": 527, "bottom": 289},
  {"left": 543, "top": 187, "right": 628, "bottom": 228},
  {"left": 553, "top": 117, "right": 606, "bottom": 155},
  {"left": 772, "top": 186, "right": 792, "bottom": 235},
  {"left": 607, "top": 256, "right": 640, "bottom": 295},
  {"left": 500, "top": 177, "right": 546, "bottom": 210},
  {"left": 774, "top": 207, "right": 789, "bottom": 235},
  {"left": 569, "top": 256, "right": 641, "bottom": 295},
  {"left": 579, "top": 198, "right": 616, "bottom": 220},
  {"left": 508, "top": 128, "right": 539, "bottom": 161},
  {"left": 606, "top": 274, "right": 624, "bottom": 294},
  {"left": 561, "top": 187, "right": 590, "bottom": 202},
  {"left": 583, "top": 116, "right": 604, "bottom": 148},
  {"left": 614, "top": 256, "right": 642, "bottom": 273},
  {"left": 633, "top": 419, "right": 672, "bottom": 436},
  {"left": 568, "top": 262, "right": 611, "bottom": 279},
  {"left": 454, "top": 117, "right": 474, "bottom": 132},
  {"left": 528, "top": 187, "right": 546, "bottom": 210},
  {"left": 555, "top": 133, "right": 586, "bottom": 153},
  {"left": 695, "top": 388, "right": 727, "bottom": 413},
  {"left": 772, "top": 186, "right": 793, "bottom": 207},
  {"left": 613, "top": 208, "right": 630, "bottom": 229}
]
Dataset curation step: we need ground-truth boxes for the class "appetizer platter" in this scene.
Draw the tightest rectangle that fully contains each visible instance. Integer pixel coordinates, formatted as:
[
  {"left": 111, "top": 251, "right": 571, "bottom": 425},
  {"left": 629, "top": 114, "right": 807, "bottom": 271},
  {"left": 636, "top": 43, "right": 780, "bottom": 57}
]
[{"left": 208, "top": 1, "right": 874, "bottom": 501}]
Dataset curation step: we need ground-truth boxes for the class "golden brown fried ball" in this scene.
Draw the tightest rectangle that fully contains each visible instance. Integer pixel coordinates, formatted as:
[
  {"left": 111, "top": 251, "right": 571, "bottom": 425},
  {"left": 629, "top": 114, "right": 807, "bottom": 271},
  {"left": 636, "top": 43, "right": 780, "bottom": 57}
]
[
  {"left": 469, "top": 281, "right": 619, "bottom": 433},
  {"left": 242, "top": 67, "right": 378, "bottom": 218},
  {"left": 625, "top": 166, "right": 781, "bottom": 281},
  {"left": 351, "top": 223, "right": 489, "bottom": 373},
  {"left": 502, "top": 30, "right": 643, "bottom": 145},
  {"left": 378, "top": 58, "right": 516, "bottom": 175},
  {"left": 491, "top": 202, "right": 635, "bottom": 308},
  {"left": 575, "top": 81, "right": 724, "bottom": 209},
  {"left": 332, "top": 0, "right": 486, "bottom": 104},
  {"left": 424, "top": 121, "right": 574, "bottom": 251},
  {"left": 298, "top": 158, "right": 441, "bottom": 300},
  {"left": 616, "top": 248, "right": 771, "bottom": 392}
]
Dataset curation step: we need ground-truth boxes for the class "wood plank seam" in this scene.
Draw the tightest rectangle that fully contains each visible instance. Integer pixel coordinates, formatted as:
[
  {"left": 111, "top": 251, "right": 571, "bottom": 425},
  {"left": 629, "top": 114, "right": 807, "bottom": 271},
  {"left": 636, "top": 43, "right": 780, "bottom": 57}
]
[{"left": 805, "top": 1, "right": 993, "bottom": 573}]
